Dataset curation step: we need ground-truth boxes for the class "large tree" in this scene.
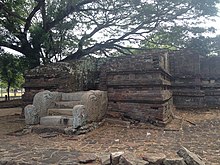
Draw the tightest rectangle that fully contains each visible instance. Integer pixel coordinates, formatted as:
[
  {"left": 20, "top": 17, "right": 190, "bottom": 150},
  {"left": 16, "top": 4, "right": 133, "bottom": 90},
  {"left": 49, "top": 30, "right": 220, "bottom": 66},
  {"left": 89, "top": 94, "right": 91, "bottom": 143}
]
[
  {"left": 0, "top": 0, "right": 219, "bottom": 68},
  {"left": 0, "top": 52, "right": 25, "bottom": 100}
]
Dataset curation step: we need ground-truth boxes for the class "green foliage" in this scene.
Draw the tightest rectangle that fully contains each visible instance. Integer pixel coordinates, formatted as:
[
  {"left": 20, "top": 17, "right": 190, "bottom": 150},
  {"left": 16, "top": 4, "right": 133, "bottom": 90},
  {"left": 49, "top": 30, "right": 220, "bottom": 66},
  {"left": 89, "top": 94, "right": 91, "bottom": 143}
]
[
  {"left": 185, "top": 36, "right": 210, "bottom": 56},
  {"left": 140, "top": 25, "right": 220, "bottom": 56},
  {"left": 0, "top": 80, "right": 7, "bottom": 88},
  {"left": 0, "top": 0, "right": 219, "bottom": 67},
  {"left": 0, "top": 52, "right": 25, "bottom": 91},
  {"left": 200, "top": 35, "right": 220, "bottom": 56}
]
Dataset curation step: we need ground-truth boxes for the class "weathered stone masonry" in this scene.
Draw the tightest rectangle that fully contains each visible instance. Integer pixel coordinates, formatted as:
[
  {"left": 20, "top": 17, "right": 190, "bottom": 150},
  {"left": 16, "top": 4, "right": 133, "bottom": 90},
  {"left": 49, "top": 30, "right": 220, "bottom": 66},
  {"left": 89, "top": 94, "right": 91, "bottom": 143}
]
[
  {"left": 99, "top": 51, "right": 174, "bottom": 125},
  {"left": 201, "top": 56, "right": 220, "bottom": 107},
  {"left": 169, "top": 50, "right": 203, "bottom": 108},
  {"left": 23, "top": 49, "right": 220, "bottom": 125},
  {"left": 170, "top": 50, "right": 220, "bottom": 108},
  {"left": 23, "top": 62, "right": 76, "bottom": 104},
  {"left": 23, "top": 58, "right": 100, "bottom": 104}
]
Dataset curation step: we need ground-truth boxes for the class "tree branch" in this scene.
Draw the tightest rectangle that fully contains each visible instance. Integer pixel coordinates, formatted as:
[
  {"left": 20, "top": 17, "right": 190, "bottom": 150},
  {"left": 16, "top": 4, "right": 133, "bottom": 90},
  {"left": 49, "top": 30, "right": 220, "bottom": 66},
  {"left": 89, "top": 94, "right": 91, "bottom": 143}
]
[
  {"left": 45, "top": 0, "right": 96, "bottom": 31},
  {"left": 24, "top": 0, "right": 44, "bottom": 33},
  {"left": 41, "top": 0, "right": 47, "bottom": 29},
  {"left": 63, "top": 16, "right": 161, "bottom": 61},
  {"left": 0, "top": 41, "right": 23, "bottom": 53},
  {"left": 78, "top": 22, "right": 114, "bottom": 50},
  {"left": 106, "top": 20, "right": 160, "bottom": 45}
]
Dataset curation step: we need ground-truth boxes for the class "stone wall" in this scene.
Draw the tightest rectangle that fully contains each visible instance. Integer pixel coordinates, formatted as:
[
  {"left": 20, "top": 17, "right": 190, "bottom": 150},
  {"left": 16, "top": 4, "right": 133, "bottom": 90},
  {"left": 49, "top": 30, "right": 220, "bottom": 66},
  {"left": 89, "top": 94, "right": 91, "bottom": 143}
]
[
  {"left": 201, "top": 56, "right": 220, "bottom": 107},
  {"left": 22, "top": 49, "right": 220, "bottom": 125},
  {"left": 22, "top": 58, "right": 102, "bottom": 105},
  {"left": 169, "top": 50, "right": 203, "bottom": 108},
  {"left": 99, "top": 51, "right": 174, "bottom": 125},
  {"left": 170, "top": 49, "right": 220, "bottom": 108}
]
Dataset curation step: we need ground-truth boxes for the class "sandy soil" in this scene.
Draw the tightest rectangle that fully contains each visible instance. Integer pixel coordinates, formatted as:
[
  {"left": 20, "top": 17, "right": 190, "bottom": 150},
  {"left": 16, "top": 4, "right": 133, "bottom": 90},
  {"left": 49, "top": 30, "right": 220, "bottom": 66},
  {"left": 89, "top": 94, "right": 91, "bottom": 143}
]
[{"left": 0, "top": 108, "right": 219, "bottom": 164}]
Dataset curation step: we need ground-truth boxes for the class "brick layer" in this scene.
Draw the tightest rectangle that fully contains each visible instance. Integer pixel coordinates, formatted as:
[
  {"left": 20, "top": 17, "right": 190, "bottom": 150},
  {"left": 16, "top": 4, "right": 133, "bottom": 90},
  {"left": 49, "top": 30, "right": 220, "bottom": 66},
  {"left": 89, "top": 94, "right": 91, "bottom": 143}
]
[{"left": 100, "top": 52, "right": 174, "bottom": 124}]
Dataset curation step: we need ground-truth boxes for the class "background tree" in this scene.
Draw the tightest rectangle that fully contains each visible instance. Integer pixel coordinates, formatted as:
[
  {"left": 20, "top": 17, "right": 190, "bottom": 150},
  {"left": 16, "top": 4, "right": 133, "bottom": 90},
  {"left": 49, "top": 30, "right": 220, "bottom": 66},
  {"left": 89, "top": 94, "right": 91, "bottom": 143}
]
[
  {"left": 0, "top": 0, "right": 219, "bottom": 68},
  {"left": 185, "top": 36, "right": 211, "bottom": 56},
  {"left": 140, "top": 25, "right": 215, "bottom": 48},
  {"left": 140, "top": 26, "right": 220, "bottom": 57},
  {"left": 209, "top": 35, "right": 220, "bottom": 56},
  {"left": 0, "top": 52, "right": 25, "bottom": 100}
]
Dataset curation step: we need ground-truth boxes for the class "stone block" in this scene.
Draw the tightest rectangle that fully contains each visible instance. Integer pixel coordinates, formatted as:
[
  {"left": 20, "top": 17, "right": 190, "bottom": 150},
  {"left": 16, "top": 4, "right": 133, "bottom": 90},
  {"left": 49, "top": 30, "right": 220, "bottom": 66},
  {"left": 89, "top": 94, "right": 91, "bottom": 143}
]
[
  {"left": 177, "top": 147, "right": 205, "bottom": 165},
  {"left": 33, "top": 90, "right": 61, "bottom": 117},
  {"left": 99, "top": 154, "right": 111, "bottom": 165},
  {"left": 61, "top": 92, "right": 84, "bottom": 101},
  {"left": 163, "top": 158, "right": 186, "bottom": 165},
  {"left": 40, "top": 116, "right": 73, "bottom": 126},
  {"left": 81, "top": 90, "right": 108, "bottom": 122},
  {"left": 72, "top": 105, "right": 87, "bottom": 128},
  {"left": 119, "top": 153, "right": 149, "bottom": 165},
  {"left": 48, "top": 108, "right": 73, "bottom": 116},
  {"left": 142, "top": 153, "right": 166, "bottom": 164},
  {"left": 54, "top": 101, "right": 81, "bottom": 108},
  {"left": 64, "top": 127, "right": 77, "bottom": 135},
  {"left": 110, "top": 151, "right": 124, "bottom": 165},
  {"left": 78, "top": 153, "right": 97, "bottom": 164},
  {"left": 24, "top": 105, "right": 39, "bottom": 125}
]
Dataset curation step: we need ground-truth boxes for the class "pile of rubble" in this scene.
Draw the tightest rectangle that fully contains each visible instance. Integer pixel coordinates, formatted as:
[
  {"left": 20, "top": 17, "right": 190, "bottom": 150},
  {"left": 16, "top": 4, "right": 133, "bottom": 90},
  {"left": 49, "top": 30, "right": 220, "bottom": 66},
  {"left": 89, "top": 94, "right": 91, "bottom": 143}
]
[{"left": 77, "top": 146, "right": 205, "bottom": 165}]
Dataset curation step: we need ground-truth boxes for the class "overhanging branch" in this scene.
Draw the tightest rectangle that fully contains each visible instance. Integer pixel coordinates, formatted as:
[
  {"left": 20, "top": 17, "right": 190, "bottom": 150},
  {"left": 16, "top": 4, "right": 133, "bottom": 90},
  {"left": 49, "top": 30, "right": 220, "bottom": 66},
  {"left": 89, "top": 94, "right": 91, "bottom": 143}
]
[
  {"left": 45, "top": 0, "right": 96, "bottom": 31},
  {"left": 0, "top": 41, "right": 23, "bottom": 53},
  {"left": 24, "top": 0, "right": 44, "bottom": 33}
]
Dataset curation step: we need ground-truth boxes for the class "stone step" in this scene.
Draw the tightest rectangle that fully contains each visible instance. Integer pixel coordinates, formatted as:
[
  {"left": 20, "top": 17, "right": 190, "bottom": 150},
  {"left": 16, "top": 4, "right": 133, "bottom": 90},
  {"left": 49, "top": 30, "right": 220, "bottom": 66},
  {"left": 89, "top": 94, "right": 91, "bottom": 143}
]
[
  {"left": 48, "top": 108, "right": 73, "bottom": 116},
  {"left": 55, "top": 101, "right": 81, "bottom": 108},
  {"left": 40, "top": 116, "right": 73, "bottom": 126},
  {"left": 32, "top": 125, "right": 66, "bottom": 134},
  {"left": 61, "top": 92, "right": 85, "bottom": 101}
]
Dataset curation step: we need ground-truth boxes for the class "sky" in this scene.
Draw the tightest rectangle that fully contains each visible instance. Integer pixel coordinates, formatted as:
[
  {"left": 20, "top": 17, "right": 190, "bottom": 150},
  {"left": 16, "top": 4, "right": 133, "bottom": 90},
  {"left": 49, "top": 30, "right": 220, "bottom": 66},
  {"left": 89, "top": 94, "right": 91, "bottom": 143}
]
[{"left": 207, "top": 3, "right": 220, "bottom": 35}]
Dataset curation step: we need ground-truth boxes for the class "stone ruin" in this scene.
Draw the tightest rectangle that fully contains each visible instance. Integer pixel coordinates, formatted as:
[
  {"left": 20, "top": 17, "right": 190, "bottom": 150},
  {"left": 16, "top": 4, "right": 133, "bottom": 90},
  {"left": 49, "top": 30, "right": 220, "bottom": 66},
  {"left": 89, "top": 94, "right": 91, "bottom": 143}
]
[
  {"left": 98, "top": 146, "right": 205, "bottom": 165},
  {"left": 170, "top": 50, "right": 220, "bottom": 108},
  {"left": 23, "top": 49, "right": 220, "bottom": 128},
  {"left": 25, "top": 90, "right": 108, "bottom": 134},
  {"left": 22, "top": 58, "right": 101, "bottom": 105},
  {"left": 99, "top": 51, "right": 174, "bottom": 125}
]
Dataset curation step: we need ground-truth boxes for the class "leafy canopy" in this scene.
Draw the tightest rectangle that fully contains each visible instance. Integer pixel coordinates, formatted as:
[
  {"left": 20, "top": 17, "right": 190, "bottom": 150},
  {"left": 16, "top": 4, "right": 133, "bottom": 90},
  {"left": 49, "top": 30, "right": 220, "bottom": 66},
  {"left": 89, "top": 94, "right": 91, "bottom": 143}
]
[
  {"left": 0, "top": 0, "right": 219, "bottom": 68},
  {"left": 0, "top": 52, "right": 25, "bottom": 90}
]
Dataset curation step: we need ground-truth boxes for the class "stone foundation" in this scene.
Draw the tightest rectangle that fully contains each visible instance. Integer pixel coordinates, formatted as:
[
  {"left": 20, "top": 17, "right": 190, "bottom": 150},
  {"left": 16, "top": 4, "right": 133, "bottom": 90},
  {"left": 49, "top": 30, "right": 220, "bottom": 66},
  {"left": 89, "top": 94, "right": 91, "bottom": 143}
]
[
  {"left": 23, "top": 58, "right": 101, "bottom": 105},
  {"left": 99, "top": 52, "right": 174, "bottom": 125},
  {"left": 170, "top": 50, "right": 220, "bottom": 109},
  {"left": 23, "top": 49, "right": 220, "bottom": 126}
]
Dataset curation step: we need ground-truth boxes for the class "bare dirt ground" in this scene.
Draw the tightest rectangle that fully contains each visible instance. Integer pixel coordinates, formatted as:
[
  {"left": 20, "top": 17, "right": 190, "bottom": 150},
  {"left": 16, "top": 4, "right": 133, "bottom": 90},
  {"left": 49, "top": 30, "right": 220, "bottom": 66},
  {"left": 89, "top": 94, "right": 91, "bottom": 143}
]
[
  {"left": 0, "top": 108, "right": 219, "bottom": 165},
  {"left": 0, "top": 108, "right": 24, "bottom": 134}
]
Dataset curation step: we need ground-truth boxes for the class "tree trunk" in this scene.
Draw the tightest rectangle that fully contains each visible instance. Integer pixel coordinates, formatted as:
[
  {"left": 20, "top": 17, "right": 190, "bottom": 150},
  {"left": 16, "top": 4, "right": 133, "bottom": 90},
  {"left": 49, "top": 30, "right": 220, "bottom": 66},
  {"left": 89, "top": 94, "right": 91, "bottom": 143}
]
[
  {"left": 20, "top": 41, "right": 41, "bottom": 68},
  {"left": 7, "top": 82, "right": 10, "bottom": 101},
  {"left": 23, "top": 50, "right": 41, "bottom": 69}
]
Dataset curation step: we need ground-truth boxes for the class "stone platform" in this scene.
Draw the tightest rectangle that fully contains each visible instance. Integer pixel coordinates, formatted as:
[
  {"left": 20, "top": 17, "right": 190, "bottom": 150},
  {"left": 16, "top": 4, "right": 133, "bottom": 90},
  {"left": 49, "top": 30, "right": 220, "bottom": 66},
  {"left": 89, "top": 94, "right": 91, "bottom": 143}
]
[{"left": 99, "top": 52, "right": 174, "bottom": 125}]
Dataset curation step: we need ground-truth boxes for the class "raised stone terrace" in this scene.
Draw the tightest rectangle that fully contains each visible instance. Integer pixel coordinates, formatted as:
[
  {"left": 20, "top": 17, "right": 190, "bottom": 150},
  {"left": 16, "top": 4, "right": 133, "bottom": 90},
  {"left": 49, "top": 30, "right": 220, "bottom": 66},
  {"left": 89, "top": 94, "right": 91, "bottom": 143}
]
[
  {"left": 99, "top": 51, "right": 174, "bottom": 125},
  {"left": 22, "top": 49, "right": 220, "bottom": 126}
]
